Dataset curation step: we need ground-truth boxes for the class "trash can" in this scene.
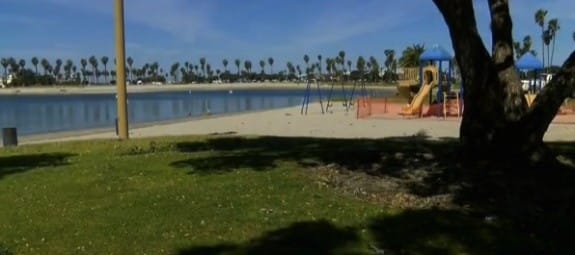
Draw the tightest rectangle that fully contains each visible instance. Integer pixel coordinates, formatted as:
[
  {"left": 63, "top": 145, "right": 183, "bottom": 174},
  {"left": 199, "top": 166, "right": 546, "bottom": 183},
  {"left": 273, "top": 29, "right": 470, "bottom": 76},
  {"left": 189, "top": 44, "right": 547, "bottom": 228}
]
[{"left": 2, "top": 127, "right": 18, "bottom": 147}]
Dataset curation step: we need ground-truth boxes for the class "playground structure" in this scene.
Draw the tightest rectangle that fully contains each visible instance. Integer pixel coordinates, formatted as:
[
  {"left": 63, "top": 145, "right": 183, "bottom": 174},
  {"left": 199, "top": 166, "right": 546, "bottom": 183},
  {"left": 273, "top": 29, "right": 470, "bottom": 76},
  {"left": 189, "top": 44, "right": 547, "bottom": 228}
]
[
  {"left": 300, "top": 78, "right": 325, "bottom": 115},
  {"left": 515, "top": 53, "right": 575, "bottom": 115},
  {"left": 357, "top": 44, "right": 462, "bottom": 119},
  {"left": 301, "top": 70, "right": 369, "bottom": 115}
]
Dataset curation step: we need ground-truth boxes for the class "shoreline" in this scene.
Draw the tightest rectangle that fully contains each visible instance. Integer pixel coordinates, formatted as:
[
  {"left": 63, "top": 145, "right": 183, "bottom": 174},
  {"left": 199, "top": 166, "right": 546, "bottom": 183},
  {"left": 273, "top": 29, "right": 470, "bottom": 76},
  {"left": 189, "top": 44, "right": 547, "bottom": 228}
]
[
  {"left": 0, "top": 82, "right": 396, "bottom": 95},
  {"left": 17, "top": 104, "right": 305, "bottom": 144},
  {"left": 11, "top": 102, "right": 575, "bottom": 146}
]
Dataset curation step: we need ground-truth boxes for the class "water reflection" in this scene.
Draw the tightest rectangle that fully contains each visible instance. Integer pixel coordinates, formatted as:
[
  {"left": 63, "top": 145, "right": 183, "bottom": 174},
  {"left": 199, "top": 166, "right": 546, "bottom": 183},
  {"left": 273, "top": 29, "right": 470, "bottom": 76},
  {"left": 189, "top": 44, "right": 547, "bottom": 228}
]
[{"left": 0, "top": 88, "right": 390, "bottom": 135}]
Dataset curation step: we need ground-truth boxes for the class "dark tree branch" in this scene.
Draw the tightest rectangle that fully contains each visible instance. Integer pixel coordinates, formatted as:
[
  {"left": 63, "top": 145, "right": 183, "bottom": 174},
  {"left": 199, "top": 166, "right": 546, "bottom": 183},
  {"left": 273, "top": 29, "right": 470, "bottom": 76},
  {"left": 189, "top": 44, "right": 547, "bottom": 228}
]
[{"left": 525, "top": 50, "right": 575, "bottom": 141}]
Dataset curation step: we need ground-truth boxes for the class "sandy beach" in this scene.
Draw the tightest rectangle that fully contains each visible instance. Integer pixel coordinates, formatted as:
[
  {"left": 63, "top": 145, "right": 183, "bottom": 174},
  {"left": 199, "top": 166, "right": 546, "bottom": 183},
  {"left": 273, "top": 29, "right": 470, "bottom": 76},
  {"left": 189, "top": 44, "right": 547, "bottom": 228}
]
[{"left": 17, "top": 102, "right": 575, "bottom": 146}]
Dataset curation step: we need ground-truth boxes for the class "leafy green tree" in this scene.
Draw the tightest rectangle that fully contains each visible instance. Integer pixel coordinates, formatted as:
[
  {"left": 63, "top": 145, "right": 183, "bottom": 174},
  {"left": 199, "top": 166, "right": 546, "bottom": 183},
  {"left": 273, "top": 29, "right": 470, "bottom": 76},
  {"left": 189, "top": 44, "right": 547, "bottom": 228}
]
[{"left": 399, "top": 44, "right": 425, "bottom": 67}]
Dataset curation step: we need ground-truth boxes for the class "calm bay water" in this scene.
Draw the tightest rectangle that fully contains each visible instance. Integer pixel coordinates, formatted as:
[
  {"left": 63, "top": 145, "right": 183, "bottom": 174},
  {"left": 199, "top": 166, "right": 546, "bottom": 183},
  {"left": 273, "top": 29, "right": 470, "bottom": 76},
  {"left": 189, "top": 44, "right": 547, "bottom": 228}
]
[{"left": 0, "top": 87, "right": 390, "bottom": 136}]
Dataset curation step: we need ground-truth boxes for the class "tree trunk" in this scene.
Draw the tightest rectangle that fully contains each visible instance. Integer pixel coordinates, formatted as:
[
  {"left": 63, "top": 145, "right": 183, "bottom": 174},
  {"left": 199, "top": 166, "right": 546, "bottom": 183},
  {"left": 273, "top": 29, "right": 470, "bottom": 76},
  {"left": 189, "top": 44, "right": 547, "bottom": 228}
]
[{"left": 433, "top": 0, "right": 575, "bottom": 167}]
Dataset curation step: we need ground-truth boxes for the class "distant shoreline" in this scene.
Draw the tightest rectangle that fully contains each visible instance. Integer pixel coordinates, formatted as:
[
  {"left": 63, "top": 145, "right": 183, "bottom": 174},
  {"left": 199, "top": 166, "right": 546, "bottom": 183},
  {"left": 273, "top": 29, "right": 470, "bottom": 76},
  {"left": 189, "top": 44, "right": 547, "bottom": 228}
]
[
  {"left": 0, "top": 83, "right": 304, "bottom": 95},
  {"left": 0, "top": 82, "right": 395, "bottom": 95}
]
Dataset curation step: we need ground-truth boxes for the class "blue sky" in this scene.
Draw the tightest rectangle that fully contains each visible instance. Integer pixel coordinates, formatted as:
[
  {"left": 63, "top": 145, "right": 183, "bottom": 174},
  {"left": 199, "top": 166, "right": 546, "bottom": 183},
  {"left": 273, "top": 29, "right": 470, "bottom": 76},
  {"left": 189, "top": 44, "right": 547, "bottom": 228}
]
[{"left": 0, "top": 0, "right": 573, "bottom": 71}]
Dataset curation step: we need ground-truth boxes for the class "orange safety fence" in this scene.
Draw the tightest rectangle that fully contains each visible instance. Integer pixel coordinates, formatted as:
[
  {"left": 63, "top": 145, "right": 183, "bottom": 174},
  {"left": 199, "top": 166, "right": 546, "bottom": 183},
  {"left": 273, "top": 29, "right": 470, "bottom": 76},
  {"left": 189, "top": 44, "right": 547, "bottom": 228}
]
[{"left": 356, "top": 97, "right": 389, "bottom": 119}]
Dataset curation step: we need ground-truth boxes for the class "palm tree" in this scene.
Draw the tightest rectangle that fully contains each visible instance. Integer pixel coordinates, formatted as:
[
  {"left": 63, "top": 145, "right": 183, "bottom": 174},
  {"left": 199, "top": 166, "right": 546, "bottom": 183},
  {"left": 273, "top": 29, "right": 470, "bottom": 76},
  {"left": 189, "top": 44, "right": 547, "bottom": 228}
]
[
  {"left": 53, "top": 59, "right": 63, "bottom": 80},
  {"left": 347, "top": 60, "right": 352, "bottom": 74},
  {"left": 18, "top": 59, "right": 25, "bottom": 71},
  {"left": 88, "top": 56, "right": 99, "bottom": 83},
  {"left": 535, "top": 9, "right": 548, "bottom": 69},
  {"left": 547, "top": 18, "right": 560, "bottom": 67},
  {"left": 296, "top": 65, "right": 302, "bottom": 78},
  {"left": 234, "top": 59, "right": 241, "bottom": 76},
  {"left": 39, "top": 58, "right": 49, "bottom": 75},
  {"left": 286, "top": 61, "right": 295, "bottom": 78},
  {"left": 64, "top": 59, "right": 73, "bottom": 79},
  {"left": 268, "top": 57, "right": 274, "bottom": 74},
  {"left": 513, "top": 35, "right": 536, "bottom": 60},
  {"left": 80, "top": 58, "right": 88, "bottom": 81},
  {"left": 6, "top": 58, "right": 18, "bottom": 74},
  {"left": 368, "top": 56, "right": 380, "bottom": 82},
  {"left": 259, "top": 60, "right": 266, "bottom": 74},
  {"left": 199, "top": 57, "right": 206, "bottom": 77},
  {"left": 573, "top": 31, "right": 575, "bottom": 42},
  {"left": 338, "top": 50, "right": 346, "bottom": 71},
  {"left": 244, "top": 60, "right": 251, "bottom": 74},
  {"left": 72, "top": 65, "right": 77, "bottom": 80},
  {"left": 1, "top": 58, "right": 8, "bottom": 77},
  {"left": 303, "top": 55, "right": 310, "bottom": 69},
  {"left": 222, "top": 59, "right": 228, "bottom": 73},
  {"left": 317, "top": 55, "right": 322, "bottom": 75},
  {"left": 206, "top": 64, "right": 212, "bottom": 79},
  {"left": 101, "top": 56, "right": 109, "bottom": 82},
  {"left": 127, "top": 56, "right": 134, "bottom": 81},
  {"left": 170, "top": 62, "right": 180, "bottom": 82},
  {"left": 31, "top": 57, "right": 39, "bottom": 75},
  {"left": 356, "top": 56, "right": 366, "bottom": 76},
  {"left": 151, "top": 62, "right": 159, "bottom": 77}
]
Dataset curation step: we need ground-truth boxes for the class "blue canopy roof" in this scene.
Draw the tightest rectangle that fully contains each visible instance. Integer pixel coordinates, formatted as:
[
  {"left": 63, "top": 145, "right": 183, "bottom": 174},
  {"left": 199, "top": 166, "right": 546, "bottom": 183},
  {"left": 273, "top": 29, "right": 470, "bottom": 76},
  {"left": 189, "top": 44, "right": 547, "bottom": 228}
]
[
  {"left": 419, "top": 45, "right": 452, "bottom": 61},
  {"left": 516, "top": 53, "right": 543, "bottom": 70}
]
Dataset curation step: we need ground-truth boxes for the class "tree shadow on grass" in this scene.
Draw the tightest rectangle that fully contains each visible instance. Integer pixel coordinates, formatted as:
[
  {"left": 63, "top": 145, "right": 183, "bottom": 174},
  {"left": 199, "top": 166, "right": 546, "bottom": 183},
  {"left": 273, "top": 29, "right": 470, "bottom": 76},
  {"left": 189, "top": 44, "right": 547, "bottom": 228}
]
[
  {"left": 171, "top": 135, "right": 575, "bottom": 254},
  {"left": 177, "top": 220, "right": 360, "bottom": 255},
  {"left": 0, "top": 153, "right": 76, "bottom": 180},
  {"left": 170, "top": 134, "right": 459, "bottom": 175}
]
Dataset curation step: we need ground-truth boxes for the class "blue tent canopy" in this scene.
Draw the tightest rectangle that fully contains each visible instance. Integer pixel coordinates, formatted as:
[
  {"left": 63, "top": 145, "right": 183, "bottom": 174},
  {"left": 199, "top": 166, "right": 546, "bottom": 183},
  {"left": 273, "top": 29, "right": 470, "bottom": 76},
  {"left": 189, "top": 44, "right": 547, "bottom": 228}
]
[
  {"left": 516, "top": 53, "right": 543, "bottom": 70},
  {"left": 419, "top": 45, "right": 452, "bottom": 61}
]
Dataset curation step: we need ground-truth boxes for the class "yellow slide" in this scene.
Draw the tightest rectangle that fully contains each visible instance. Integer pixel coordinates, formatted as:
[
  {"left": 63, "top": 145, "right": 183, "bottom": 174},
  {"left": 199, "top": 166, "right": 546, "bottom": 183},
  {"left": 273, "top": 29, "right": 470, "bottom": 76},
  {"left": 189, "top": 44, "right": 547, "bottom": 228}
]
[{"left": 400, "top": 82, "right": 434, "bottom": 116}]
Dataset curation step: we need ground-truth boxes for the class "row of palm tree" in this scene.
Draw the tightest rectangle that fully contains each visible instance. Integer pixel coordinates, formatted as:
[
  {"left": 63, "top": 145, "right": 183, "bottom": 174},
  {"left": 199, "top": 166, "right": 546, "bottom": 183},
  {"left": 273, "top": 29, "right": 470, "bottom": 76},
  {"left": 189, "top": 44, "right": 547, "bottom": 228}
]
[
  {"left": 534, "top": 9, "right": 561, "bottom": 71},
  {"left": 1, "top": 45, "right": 430, "bottom": 87}
]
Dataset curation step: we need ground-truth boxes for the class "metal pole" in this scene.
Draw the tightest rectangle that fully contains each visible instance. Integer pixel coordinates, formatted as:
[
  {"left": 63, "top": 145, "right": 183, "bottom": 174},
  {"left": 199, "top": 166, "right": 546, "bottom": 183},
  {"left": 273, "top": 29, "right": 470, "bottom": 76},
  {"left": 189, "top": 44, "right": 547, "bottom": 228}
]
[{"left": 114, "top": 0, "right": 129, "bottom": 139}]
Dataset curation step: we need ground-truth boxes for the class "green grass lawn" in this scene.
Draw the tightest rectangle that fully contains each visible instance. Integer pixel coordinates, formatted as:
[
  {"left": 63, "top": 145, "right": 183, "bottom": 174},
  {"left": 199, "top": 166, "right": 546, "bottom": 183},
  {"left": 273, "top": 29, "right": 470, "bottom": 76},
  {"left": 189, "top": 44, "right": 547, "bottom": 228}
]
[
  {"left": 0, "top": 137, "right": 386, "bottom": 254},
  {"left": 1, "top": 135, "right": 574, "bottom": 254}
]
